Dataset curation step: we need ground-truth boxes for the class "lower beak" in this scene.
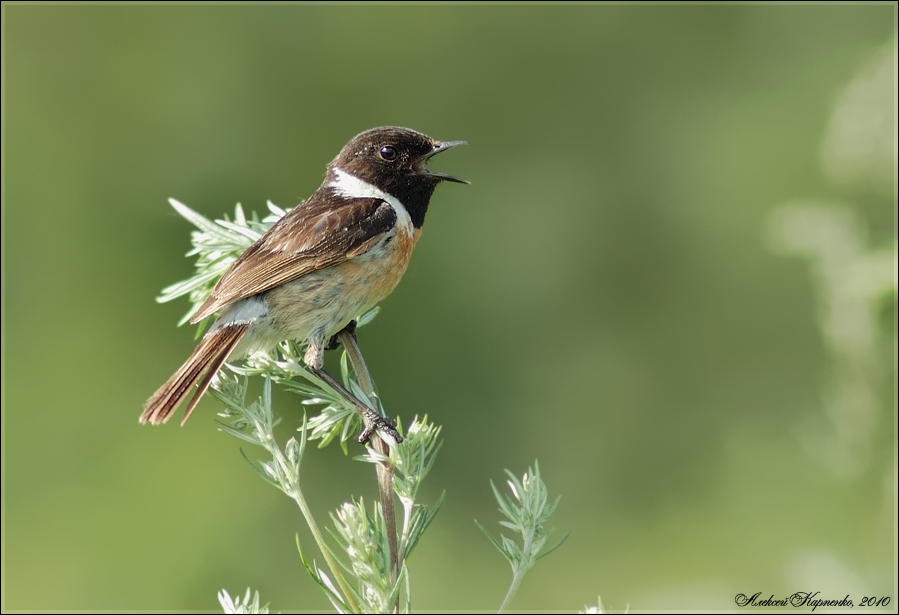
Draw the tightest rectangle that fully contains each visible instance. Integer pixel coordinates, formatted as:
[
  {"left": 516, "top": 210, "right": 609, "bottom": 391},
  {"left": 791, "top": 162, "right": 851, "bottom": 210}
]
[{"left": 417, "top": 140, "right": 469, "bottom": 184}]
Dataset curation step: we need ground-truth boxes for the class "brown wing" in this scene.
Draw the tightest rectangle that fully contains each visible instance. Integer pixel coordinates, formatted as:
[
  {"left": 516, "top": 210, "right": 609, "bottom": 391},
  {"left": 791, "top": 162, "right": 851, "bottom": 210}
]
[{"left": 191, "top": 196, "right": 396, "bottom": 323}]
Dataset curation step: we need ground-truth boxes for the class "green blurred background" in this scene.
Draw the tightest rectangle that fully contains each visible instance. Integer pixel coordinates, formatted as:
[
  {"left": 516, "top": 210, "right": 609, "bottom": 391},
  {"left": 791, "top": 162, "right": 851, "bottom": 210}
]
[{"left": 3, "top": 4, "right": 896, "bottom": 612}]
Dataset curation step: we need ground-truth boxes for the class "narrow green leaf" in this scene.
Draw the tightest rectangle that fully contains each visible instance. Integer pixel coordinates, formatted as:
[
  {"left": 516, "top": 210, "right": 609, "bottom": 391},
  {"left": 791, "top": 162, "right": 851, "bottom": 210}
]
[
  {"left": 215, "top": 419, "right": 261, "bottom": 445},
  {"left": 238, "top": 448, "right": 280, "bottom": 489},
  {"left": 357, "top": 306, "right": 380, "bottom": 327},
  {"left": 295, "top": 534, "right": 351, "bottom": 613},
  {"left": 536, "top": 530, "right": 570, "bottom": 560},
  {"left": 217, "top": 219, "right": 263, "bottom": 242},
  {"left": 474, "top": 519, "right": 508, "bottom": 558},
  {"left": 169, "top": 198, "right": 245, "bottom": 243},
  {"left": 267, "top": 200, "right": 286, "bottom": 217}
]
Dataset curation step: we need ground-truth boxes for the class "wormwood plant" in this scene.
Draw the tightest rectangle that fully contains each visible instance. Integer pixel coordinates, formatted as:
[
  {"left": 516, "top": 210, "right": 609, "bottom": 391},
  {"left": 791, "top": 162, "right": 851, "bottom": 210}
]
[{"left": 157, "top": 199, "right": 565, "bottom": 613}]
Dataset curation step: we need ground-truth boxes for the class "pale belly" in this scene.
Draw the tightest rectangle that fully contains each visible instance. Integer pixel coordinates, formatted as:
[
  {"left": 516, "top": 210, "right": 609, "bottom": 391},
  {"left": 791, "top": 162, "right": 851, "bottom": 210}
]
[{"left": 217, "top": 226, "right": 420, "bottom": 358}]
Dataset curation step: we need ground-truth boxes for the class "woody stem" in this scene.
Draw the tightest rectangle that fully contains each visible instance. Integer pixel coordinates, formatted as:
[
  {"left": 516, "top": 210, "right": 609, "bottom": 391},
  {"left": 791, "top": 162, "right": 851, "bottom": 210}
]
[{"left": 337, "top": 329, "right": 400, "bottom": 587}]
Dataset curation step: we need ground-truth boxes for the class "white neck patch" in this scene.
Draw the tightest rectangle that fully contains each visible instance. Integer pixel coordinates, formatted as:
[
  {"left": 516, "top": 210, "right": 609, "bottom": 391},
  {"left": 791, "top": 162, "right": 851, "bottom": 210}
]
[{"left": 329, "top": 168, "right": 412, "bottom": 233}]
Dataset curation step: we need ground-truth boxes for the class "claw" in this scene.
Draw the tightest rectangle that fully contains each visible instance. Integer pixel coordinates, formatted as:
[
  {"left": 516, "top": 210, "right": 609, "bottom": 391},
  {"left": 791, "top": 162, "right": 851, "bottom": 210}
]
[
  {"left": 357, "top": 411, "right": 402, "bottom": 444},
  {"left": 326, "top": 320, "right": 357, "bottom": 351}
]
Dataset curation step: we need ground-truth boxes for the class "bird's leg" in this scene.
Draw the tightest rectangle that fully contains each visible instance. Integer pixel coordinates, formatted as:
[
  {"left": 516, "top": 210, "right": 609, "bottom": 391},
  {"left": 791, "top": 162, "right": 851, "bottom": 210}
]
[
  {"left": 308, "top": 366, "right": 401, "bottom": 443},
  {"left": 305, "top": 329, "right": 401, "bottom": 444},
  {"left": 325, "top": 320, "right": 357, "bottom": 351}
]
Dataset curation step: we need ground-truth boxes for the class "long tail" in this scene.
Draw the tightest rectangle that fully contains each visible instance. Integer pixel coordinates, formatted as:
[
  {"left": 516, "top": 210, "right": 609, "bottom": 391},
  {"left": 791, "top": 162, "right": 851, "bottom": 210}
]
[{"left": 140, "top": 324, "right": 248, "bottom": 426}]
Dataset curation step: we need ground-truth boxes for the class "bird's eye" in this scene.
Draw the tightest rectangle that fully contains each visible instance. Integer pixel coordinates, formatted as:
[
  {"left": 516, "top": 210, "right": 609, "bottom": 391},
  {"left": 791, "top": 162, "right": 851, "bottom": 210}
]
[{"left": 379, "top": 146, "right": 398, "bottom": 161}]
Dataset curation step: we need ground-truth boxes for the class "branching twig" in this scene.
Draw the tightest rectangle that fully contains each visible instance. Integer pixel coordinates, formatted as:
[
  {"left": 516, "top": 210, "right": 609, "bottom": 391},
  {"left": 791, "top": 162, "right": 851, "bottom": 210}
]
[{"left": 476, "top": 462, "right": 568, "bottom": 613}]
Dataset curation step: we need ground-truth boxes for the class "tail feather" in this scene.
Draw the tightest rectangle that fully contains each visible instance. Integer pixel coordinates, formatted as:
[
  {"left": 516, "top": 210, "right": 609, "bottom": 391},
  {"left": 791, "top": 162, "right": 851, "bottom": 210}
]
[{"left": 141, "top": 324, "right": 248, "bottom": 425}]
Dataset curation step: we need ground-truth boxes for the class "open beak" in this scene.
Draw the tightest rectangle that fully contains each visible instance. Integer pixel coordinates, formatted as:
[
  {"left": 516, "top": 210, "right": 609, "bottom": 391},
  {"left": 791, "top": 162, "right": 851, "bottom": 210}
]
[{"left": 416, "top": 140, "right": 469, "bottom": 184}]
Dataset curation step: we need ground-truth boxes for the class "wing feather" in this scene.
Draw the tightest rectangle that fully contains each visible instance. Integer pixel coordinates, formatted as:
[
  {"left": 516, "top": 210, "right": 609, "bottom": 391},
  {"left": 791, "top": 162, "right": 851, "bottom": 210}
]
[{"left": 191, "top": 196, "right": 396, "bottom": 323}]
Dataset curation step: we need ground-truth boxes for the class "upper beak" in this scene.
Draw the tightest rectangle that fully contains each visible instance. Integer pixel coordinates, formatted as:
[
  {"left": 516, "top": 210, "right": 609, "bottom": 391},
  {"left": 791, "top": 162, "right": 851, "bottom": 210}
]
[{"left": 417, "top": 140, "right": 469, "bottom": 184}]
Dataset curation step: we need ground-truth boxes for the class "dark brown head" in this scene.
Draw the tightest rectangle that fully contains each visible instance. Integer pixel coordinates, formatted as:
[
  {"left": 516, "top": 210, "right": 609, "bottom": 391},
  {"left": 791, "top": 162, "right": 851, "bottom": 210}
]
[{"left": 328, "top": 126, "right": 466, "bottom": 227}]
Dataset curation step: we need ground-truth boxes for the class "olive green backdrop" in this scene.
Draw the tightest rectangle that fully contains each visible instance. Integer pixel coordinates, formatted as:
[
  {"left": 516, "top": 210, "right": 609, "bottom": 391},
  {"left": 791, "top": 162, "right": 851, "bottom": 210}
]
[{"left": 3, "top": 4, "right": 896, "bottom": 612}]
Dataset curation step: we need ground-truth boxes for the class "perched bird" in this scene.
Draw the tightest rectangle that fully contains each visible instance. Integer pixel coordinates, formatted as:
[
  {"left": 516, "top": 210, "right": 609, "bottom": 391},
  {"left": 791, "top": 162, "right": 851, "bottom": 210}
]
[{"left": 141, "top": 127, "right": 466, "bottom": 439}]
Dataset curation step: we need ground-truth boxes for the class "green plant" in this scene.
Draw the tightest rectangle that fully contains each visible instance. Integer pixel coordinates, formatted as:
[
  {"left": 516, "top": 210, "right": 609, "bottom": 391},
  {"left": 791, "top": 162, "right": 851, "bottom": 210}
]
[
  {"left": 477, "top": 462, "right": 568, "bottom": 612},
  {"left": 156, "top": 199, "right": 568, "bottom": 613}
]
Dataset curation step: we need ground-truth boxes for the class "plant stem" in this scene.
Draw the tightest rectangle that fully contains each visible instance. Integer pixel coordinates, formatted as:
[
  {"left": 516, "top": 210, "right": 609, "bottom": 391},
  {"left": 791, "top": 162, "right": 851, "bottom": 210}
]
[
  {"left": 288, "top": 473, "right": 361, "bottom": 613},
  {"left": 398, "top": 499, "right": 414, "bottom": 566},
  {"left": 338, "top": 330, "right": 400, "bottom": 582},
  {"left": 498, "top": 569, "right": 526, "bottom": 614},
  {"left": 261, "top": 422, "right": 361, "bottom": 613},
  {"left": 497, "top": 526, "right": 535, "bottom": 613}
]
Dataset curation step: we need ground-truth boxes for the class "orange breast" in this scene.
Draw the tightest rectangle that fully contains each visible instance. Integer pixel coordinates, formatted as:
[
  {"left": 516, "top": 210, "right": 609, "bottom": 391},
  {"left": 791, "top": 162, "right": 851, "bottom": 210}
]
[
  {"left": 265, "top": 226, "right": 422, "bottom": 344},
  {"left": 340, "top": 226, "right": 419, "bottom": 305}
]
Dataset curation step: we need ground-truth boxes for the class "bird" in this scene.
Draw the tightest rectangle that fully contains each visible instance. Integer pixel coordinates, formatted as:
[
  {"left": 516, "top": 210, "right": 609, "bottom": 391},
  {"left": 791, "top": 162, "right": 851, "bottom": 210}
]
[{"left": 140, "top": 126, "right": 466, "bottom": 440}]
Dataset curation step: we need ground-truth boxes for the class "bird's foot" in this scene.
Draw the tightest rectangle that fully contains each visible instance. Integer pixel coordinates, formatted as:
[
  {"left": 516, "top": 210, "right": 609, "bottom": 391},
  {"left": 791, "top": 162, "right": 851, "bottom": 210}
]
[
  {"left": 326, "top": 320, "right": 357, "bottom": 351},
  {"left": 357, "top": 411, "right": 402, "bottom": 444}
]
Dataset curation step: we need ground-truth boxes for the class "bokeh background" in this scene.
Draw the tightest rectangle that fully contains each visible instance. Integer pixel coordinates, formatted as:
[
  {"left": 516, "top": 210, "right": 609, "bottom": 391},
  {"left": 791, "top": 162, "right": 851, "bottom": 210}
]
[{"left": 2, "top": 4, "right": 896, "bottom": 612}]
